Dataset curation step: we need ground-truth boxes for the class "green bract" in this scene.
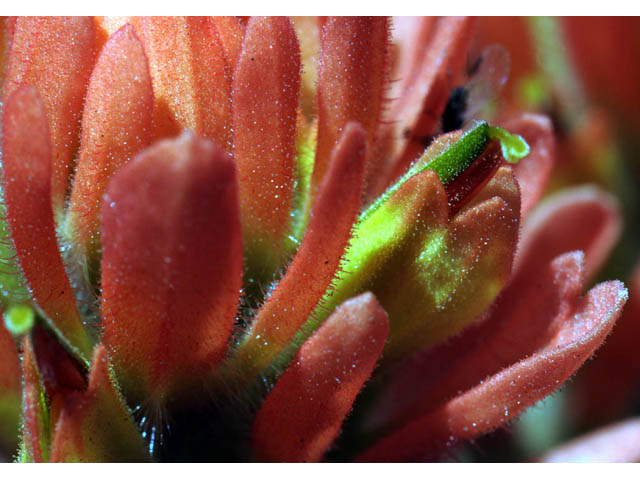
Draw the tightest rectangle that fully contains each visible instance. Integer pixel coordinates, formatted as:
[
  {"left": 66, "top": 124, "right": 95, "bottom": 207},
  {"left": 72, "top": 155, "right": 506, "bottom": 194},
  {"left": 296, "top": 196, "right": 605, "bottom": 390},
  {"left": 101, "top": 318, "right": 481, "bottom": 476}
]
[{"left": 292, "top": 122, "right": 525, "bottom": 363}]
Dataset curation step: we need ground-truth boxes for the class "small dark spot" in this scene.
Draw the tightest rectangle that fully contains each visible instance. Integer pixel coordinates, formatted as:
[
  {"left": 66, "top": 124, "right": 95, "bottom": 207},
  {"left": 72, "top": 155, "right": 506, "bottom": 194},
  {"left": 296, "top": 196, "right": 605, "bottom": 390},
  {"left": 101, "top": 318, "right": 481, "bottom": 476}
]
[
  {"left": 441, "top": 87, "right": 468, "bottom": 133},
  {"left": 467, "top": 55, "right": 483, "bottom": 77},
  {"left": 419, "top": 134, "right": 434, "bottom": 147}
]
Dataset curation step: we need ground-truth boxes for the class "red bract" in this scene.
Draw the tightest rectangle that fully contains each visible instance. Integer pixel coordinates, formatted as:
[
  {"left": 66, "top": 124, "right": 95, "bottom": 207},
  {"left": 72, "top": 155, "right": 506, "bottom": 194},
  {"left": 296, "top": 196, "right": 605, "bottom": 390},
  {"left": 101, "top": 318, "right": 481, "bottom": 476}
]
[
  {"left": 0, "top": 16, "right": 629, "bottom": 463},
  {"left": 3, "top": 17, "right": 95, "bottom": 217},
  {"left": 100, "top": 133, "right": 242, "bottom": 406},
  {"left": 68, "top": 25, "right": 153, "bottom": 261},
  {"left": 2, "top": 86, "right": 91, "bottom": 360},
  {"left": 252, "top": 292, "right": 388, "bottom": 462}
]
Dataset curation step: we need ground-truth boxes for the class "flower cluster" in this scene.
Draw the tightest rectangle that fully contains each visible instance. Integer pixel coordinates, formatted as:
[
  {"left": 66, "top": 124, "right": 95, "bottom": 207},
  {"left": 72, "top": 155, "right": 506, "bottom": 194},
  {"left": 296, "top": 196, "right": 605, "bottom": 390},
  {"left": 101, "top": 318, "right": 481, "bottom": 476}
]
[{"left": 0, "top": 16, "right": 633, "bottom": 462}]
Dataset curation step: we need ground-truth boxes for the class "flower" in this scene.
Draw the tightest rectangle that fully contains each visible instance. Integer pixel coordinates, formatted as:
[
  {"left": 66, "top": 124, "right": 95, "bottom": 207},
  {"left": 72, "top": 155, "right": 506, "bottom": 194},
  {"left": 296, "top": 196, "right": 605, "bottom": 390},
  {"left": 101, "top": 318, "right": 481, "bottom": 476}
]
[{"left": 0, "top": 16, "right": 629, "bottom": 462}]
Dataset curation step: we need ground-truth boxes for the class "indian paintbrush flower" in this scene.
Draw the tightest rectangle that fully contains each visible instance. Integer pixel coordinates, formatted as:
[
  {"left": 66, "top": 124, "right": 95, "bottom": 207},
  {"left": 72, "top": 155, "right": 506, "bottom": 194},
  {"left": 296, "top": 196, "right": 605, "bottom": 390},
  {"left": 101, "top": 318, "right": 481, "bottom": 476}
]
[{"left": 0, "top": 16, "right": 630, "bottom": 462}]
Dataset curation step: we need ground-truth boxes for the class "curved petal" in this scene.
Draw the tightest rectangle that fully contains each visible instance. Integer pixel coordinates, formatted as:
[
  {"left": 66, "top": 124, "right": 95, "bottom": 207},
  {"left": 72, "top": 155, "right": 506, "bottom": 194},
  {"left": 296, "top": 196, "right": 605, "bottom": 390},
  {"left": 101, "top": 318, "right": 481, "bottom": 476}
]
[
  {"left": 373, "top": 17, "right": 476, "bottom": 194},
  {"left": 291, "top": 16, "right": 321, "bottom": 117},
  {"left": 212, "top": 16, "right": 245, "bottom": 74},
  {"left": 0, "top": 17, "right": 14, "bottom": 90},
  {"left": 128, "top": 17, "right": 233, "bottom": 146},
  {"left": 252, "top": 292, "right": 388, "bottom": 462},
  {"left": 232, "top": 16, "right": 300, "bottom": 281},
  {"left": 367, "top": 178, "right": 624, "bottom": 433},
  {"left": 358, "top": 281, "right": 627, "bottom": 462},
  {"left": 501, "top": 114, "right": 555, "bottom": 217},
  {"left": 50, "top": 345, "right": 149, "bottom": 462},
  {"left": 68, "top": 24, "right": 153, "bottom": 262},
  {"left": 313, "top": 16, "right": 390, "bottom": 197},
  {"left": 101, "top": 132, "right": 242, "bottom": 406},
  {"left": 3, "top": 17, "right": 96, "bottom": 215},
  {"left": 0, "top": 320, "right": 20, "bottom": 450},
  {"left": 2, "top": 86, "right": 91, "bottom": 360},
  {"left": 573, "top": 262, "right": 640, "bottom": 424},
  {"left": 20, "top": 337, "right": 50, "bottom": 462},
  {"left": 232, "top": 123, "right": 367, "bottom": 380},
  {"left": 516, "top": 186, "right": 622, "bottom": 283},
  {"left": 371, "top": 251, "right": 584, "bottom": 433}
]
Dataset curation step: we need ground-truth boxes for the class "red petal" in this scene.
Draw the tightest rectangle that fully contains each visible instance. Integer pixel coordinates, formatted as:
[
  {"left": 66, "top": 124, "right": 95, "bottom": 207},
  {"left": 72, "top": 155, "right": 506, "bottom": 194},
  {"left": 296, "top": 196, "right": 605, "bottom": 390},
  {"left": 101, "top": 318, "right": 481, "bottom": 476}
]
[
  {"left": 252, "top": 292, "right": 389, "bottom": 462},
  {"left": 3, "top": 17, "right": 96, "bottom": 215},
  {"left": 358, "top": 281, "right": 627, "bottom": 461},
  {"left": 573, "top": 263, "right": 640, "bottom": 424},
  {"left": 232, "top": 16, "right": 301, "bottom": 275},
  {"left": 68, "top": 24, "right": 153, "bottom": 259},
  {"left": 0, "top": 319, "right": 20, "bottom": 400},
  {"left": 0, "top": 319, "right": 21, "bottom": 448},
  {"left": 445, "top": 140, "right": 503, "bottom": 216},
  {"left": 93, "top": 16, "right": 131, "bottom": 50},
  {"left": 291, "top": 17, "right": 322, "bottom": 117},
  {"left": 313, "top": 17, "right": 390, "bottom": 196},
  {"left": 2, "top": 86, "right": 91, "bottom": 359},
  {"left": 367, "top": 251, "right": 585, "bottom": 434},
  {"left": 50, "top": 345, "right": 149, "bottom": 462},
  {"left": 21, "top": 337, "right": 49, "bottom": 462},
  {"left": 539, "top": 417, "right": 640, "bottom": 463},
  {"left": 101, "top": 132, "right": 242, "bottom": 405},
  {"left": 212, "top": 16, "right": 245, "bottom": 74},
  {"left": 376, "top": 17, "right": 476, "bottom": 193},
  {"left": 501, "top": 114, "right": 555, "bottom": 217},
  {"left": 133, "top": 17, "right": 234, "bottom": 146},
  {"left": 516, "top": 186, "right": 622, "bottom": 283},
  {"left": 232, "top": 122, "right": 367, "bottom": 380},
  {"left": 0, "top": 17, "right": 13, "bottom": 89},
  {"left": 385, "top": 17, "right": 437, "bottom": 119},
  {"left": 31, "top": 325, "right": 87, "bottom": 405},
  {"left": 461, "top": 165, "right": 521, "bottom": 214}
]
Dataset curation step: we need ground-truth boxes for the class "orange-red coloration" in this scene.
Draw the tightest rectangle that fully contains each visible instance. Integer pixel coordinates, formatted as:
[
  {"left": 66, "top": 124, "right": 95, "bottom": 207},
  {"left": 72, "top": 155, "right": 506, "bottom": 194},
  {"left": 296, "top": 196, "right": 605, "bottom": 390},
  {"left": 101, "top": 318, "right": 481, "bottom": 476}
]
[
  {"left": 562, "top": 17, "right": 640, "bottom": 131},
  {"left": 3, "top": 17, "right": 96, "bottom": 215},
  {"left": 232, "top": 16, "right": 301, "bottom": 267},
  {"left": 379, "top": 17, "right": 476, "bottom": 191},
  {"left": 237, "top": 122, "right": 367, "bottom": 376},
  {"left": 462, "top": 165, "right": 521, "bottom": 213},
  {"left": 21, "top": 338, "right": 47, "bottom": 462},
  {"left": 359, "top": 281, "right": 627, "bottom": 461},
  {"left": 31, "top": 325, "right": 87, "bottom": 427},
  {"left": 50, "top": 345, "right": 148, "bottom": 462},
  {"left": 100, "top": 133, "right": 242, "bottom": 405},
  {"left": 0, "top": 17, "right": 14, "bottom": 89},
  {"left": 252, "top": 292, "right": 389, "bottom": 462},
  {"left": 445, "top": 140, "right": 503, "bottom": 216},
  {"left": 2, "top": 87, "right": 91, "bottom": 359},
  {"left": 367, "top": 180, "right": 621, "bottom": 433},
  {"left": 313, "top": 17, "right": 389, "bottom": 196},
  {"left": 0, "top": 321, "right": 20, "bottom": 400},
  {"left": 516, "top": 187, "right": 622, "bottom": 283},
  {"left": 104, "top": 17, "right": 234, "bottom": 146},
  {"left": 68, "top": 25, "right": 153, "bottom": 256},
  {"left": 502, "top": 114, "right": 555, "bottom": 216},
  {"left": 574, "top": 264, "right": 640, "bottom": 424},
  {"left": 212, "top": 16, "right": 245, "bottom": 73}
]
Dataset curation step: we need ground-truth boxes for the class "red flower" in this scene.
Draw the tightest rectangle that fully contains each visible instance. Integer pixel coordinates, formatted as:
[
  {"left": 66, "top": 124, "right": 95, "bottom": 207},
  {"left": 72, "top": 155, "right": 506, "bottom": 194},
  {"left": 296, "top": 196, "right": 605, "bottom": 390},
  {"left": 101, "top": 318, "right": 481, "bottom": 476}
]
[{"left": 0, "top": 16, "right": 627, "bottom": 462}]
